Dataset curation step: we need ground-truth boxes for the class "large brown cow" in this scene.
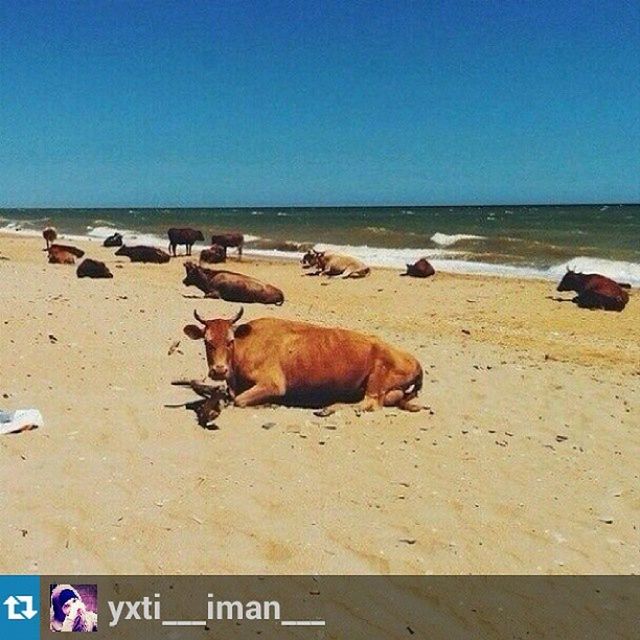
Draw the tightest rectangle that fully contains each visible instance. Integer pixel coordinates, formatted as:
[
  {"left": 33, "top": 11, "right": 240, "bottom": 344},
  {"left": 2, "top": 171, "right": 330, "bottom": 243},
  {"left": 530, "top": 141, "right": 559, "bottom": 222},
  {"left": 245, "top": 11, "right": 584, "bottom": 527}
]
[
  {"left": 210, "top": 232, "right": 244, "bottom": 259},
  {"left": 557, "top": 269, "right": 630, "bottom": 311},
  {"left": 168, "top": 227, "right": 205, "bottom": 256},
  {"left": 115, "top": 245, "right": 171, "bottom": 263},
  {"left": 183, "top": 261, "right": 284, "bottom": 305},
  {"left": 301, "top": 249, "right": 370, "bottom": 278},
  {"left": 183, "top": 308, "right": 423, "bottom": 411}
]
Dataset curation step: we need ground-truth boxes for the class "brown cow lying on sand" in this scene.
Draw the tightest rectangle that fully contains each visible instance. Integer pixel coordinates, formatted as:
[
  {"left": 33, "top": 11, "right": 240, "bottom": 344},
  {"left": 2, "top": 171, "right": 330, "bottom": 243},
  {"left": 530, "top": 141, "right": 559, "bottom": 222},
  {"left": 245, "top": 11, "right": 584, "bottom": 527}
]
[
  {"left": 183, "top": 261, "right": 284, "bottom": 305},
  {"left": 200, "top": 244, "right": 226, "bottom": 264},
  {"left": 76, "top": 258, "right": 113, "bottom": 279},
  {"left": 47, "top": 244, "right": 85, "bottom": 264},
  {"left": 301, "top": 249, "right": 370, "bottom": 278},
  {"left": 402, "top": 258, "right": 435, "bottom": 278},
  {"left": 183, "top": 308, "right": 423, "bottom": 411},
  {"left": 557, "top": 269, "right": 630, "bottom": 311},
  {"left": 115, "top": 245, "right": 171, "bottom": 264},
  {"left": 48, "top": 247, "right": 76, "bottom": 264},
  {"left": 210, "top": 232, "right": 244, "bottom": 259}
]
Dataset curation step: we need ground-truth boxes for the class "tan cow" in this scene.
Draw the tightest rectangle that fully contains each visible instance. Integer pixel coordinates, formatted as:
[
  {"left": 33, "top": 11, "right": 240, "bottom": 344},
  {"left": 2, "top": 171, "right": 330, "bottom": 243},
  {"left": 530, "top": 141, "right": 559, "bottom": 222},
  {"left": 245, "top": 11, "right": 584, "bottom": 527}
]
[
  {"left": 301, "top": 249, "right": 370, "bottom": 278},
  {"left": 183, "top": 308, "right": 423, "bottom": 412}
]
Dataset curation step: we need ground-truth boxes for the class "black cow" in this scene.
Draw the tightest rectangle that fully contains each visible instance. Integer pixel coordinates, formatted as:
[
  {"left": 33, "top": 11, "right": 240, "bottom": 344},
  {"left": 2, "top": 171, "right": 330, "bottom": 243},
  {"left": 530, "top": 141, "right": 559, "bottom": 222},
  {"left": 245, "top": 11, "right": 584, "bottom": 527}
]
[
  {"left": 168, "top": 228, "right": 205, "bottom": 257},
  {"left": 103, "top": 232, "right": 123, "bottom": 247},
  {"left": 77, "top": 258, "right": 113, "bottom": 279},
  {"left": 402, "top": 258, "right": 435, "bottom": 278},
  {"left": 115, "top": 245, "right": 171, "bottom": 264}
]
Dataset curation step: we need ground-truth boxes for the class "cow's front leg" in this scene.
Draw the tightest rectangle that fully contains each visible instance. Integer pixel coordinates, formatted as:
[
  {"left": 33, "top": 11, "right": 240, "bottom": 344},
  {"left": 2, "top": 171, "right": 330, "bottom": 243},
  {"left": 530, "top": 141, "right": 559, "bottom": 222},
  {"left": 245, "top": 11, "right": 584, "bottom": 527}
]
[{"left": 233, "top": 382, "right": 284, "bottom": 408}]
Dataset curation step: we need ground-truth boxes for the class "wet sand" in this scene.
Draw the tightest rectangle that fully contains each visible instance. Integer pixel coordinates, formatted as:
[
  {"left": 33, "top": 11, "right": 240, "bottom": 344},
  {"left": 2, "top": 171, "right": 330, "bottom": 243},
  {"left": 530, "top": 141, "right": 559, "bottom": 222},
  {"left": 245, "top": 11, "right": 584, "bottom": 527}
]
[{"left": 0, "top": 232, "right": 638, "bottom": 574}]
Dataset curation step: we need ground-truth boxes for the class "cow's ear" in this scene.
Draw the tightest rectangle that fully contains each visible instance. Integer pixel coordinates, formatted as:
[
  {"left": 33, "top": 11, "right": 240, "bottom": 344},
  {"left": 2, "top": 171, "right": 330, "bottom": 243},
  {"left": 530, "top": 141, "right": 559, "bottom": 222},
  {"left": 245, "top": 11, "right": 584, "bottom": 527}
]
[{"left": 183, "top": 324, "right": 205, "bottom": 340}]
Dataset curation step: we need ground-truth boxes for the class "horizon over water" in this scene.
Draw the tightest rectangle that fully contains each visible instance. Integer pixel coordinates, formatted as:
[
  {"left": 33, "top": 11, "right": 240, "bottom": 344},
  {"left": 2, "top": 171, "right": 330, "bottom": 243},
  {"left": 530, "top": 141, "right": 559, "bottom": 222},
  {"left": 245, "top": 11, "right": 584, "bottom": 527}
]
[{"left": 2, "top": 204, "right": 639, "bottom": 284}]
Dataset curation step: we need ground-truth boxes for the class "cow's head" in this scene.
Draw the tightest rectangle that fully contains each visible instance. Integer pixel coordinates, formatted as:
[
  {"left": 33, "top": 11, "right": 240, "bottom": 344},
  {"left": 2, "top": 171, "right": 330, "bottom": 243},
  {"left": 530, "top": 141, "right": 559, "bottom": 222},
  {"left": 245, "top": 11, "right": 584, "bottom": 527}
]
[
  {"left": 183, "top": 308, "right": 244, "bottom": 381},
  {"left": 182, "top": 261, "right": 203, "bottom": 286},
  {"left": 557, "top": 267, "right": 583, "bottom": 292},
  {"left": 301, "top": 249, "right": 323, "bottom": 268},
  {"left": 195, "top": 230, "right": 205, "bottom": 241},
  {"left": 114, "top": 245, "right": 127, "bottom": 256}
]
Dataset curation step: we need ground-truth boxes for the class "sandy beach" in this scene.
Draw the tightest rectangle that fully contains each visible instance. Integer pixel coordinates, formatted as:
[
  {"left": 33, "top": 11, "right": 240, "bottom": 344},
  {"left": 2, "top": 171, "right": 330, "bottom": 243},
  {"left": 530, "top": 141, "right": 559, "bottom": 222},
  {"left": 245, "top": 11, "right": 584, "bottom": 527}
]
[{"left": 0, "top": 232, "right": 638, "bottom": 575}]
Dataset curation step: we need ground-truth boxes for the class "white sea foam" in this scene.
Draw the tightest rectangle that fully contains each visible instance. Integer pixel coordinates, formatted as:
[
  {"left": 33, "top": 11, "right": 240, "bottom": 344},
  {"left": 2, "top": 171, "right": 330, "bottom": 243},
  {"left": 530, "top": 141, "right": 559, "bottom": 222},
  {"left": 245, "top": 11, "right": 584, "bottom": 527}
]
[
  {"left": 86, "top": 226, "right": 164, "bottom": 247},
  {"left": 431, "top": 232, "right": 486, "bottom": 246}
]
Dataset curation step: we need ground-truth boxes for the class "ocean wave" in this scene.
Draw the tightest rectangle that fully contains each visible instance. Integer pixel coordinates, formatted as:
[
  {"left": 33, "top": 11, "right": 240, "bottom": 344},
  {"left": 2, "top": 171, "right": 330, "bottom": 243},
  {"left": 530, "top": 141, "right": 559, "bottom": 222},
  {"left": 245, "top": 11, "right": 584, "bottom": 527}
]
[
  {"left": 249, "top": 238, "right": 313, "bottom": 252},
  {"left": 365, "top": 226, "right": 391, "bottom": 234},
  {"left": 431, "top": 232, "right": 486, "bottom": 246}
]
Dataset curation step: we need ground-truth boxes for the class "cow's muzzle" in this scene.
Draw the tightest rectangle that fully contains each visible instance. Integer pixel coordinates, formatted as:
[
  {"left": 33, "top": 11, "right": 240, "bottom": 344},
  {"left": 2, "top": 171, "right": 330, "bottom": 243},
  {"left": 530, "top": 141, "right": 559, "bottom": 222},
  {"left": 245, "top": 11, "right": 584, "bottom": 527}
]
[{"left": 209, "top": 365, "right": 229, "bottom": 380}]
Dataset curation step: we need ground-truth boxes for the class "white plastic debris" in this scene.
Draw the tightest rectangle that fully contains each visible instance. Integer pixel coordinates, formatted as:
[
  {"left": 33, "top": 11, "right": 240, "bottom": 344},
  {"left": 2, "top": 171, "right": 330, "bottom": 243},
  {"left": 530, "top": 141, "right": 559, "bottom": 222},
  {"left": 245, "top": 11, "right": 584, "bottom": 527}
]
[{"left": 0, "top": 409, "right": 44, "bottom": 435}]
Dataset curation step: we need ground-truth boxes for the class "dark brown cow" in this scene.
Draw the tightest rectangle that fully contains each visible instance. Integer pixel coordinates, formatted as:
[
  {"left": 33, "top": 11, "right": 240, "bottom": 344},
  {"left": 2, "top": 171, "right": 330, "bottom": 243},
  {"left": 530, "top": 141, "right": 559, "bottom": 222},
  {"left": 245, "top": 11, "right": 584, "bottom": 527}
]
[
  {"left": 182, "top": 261, "right": 284, "bottom": 305},
  {"left": 103, "top": 232, "right": 123, "bottom": 247},
  {"left": 200, "top": 244, "right": 226, "bottom": 264},
  {"left": 42, "top": 227, "right": 58, "bottom": 250},
  {"left": 115, "top": 245, "right": 171, "bottom": 264},
  {"left": 402, "top": 258, "right": 435, "bottom": 278},
  {"left": 183, "top": 308, "right": 423, "bottom": 412},
  {"left": 76, "top": 258, "right": 113, "bottom": 279},
  {"left": 168, "top": 228, "right": 205, "bottom": 257},
  {"left": 210, "top": 232, "right": 244, "bottom": 259},
  {"left": 557, "top": 269, "right": 630, "bottom": 311}
]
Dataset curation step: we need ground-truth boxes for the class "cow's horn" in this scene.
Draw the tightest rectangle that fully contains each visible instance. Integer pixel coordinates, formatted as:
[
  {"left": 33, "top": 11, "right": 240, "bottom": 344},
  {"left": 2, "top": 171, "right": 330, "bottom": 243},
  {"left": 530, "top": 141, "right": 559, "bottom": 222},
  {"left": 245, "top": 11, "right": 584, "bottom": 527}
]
[
  {"left": 193, "top": 309, "right": 207, "bottom": 325},
  {"left": 231, "top": 307, "right": 244, "bottom": 324}
]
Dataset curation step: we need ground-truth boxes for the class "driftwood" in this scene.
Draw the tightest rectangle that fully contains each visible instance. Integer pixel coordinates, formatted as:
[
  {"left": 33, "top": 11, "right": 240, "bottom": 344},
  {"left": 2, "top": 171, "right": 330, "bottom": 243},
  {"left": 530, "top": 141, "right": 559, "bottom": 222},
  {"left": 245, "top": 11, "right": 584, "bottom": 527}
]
[{"left": 167, "top": 380, "right": 231, "bottom": 429}]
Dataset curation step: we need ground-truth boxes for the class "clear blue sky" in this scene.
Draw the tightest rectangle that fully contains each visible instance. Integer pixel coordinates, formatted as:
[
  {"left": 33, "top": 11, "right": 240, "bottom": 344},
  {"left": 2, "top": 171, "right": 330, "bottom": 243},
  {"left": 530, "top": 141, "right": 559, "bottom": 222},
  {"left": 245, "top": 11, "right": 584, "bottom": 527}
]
[{"left": 1, "top": 0, "right": 638, "bottom": 207}]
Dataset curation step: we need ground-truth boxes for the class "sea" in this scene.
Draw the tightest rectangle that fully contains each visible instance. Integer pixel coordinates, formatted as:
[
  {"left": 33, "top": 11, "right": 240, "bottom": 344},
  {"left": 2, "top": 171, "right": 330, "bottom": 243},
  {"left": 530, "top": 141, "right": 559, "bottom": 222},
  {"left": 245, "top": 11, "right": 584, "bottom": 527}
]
[{"left": 1, "top": 204, "right": 639, "bottom": 284}]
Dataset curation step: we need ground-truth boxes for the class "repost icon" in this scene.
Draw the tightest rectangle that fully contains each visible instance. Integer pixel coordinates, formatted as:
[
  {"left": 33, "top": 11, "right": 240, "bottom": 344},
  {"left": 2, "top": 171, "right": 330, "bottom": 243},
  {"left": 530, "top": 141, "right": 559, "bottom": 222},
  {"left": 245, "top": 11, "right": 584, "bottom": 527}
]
[{"left": 0, "top": 576, "right": 40, "bottom": 640}]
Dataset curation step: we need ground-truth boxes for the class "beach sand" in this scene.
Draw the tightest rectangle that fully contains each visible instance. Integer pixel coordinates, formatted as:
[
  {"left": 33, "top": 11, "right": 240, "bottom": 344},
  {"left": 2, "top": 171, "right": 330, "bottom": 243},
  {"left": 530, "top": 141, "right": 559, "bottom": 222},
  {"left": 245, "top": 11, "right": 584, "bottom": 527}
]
[{"left": 0, "top": 232, "right": 638, "bottom": 574}]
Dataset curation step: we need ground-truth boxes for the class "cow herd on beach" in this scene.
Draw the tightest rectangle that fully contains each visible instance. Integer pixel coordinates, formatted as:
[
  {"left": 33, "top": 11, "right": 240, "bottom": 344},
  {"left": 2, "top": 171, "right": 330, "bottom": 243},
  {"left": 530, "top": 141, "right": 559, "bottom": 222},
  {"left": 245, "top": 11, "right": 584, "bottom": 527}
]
[{"left": 40, "top": 224, "right": 632, "bottom": 420}]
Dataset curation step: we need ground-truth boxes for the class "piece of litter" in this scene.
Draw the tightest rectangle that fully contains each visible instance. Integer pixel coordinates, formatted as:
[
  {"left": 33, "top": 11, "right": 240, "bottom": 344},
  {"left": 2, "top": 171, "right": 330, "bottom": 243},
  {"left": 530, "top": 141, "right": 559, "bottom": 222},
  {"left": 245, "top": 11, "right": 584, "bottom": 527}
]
[{"left": 0, "top": 409, "right": 44, "bottom": 435}]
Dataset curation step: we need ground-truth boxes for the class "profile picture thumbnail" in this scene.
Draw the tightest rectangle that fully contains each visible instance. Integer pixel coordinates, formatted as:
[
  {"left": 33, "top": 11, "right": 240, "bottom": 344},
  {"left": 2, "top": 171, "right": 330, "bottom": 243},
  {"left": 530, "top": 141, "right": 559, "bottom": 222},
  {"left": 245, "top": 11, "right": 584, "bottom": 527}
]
[{"left": 49, "top": 584, "right": 98, "bottom": 632}]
